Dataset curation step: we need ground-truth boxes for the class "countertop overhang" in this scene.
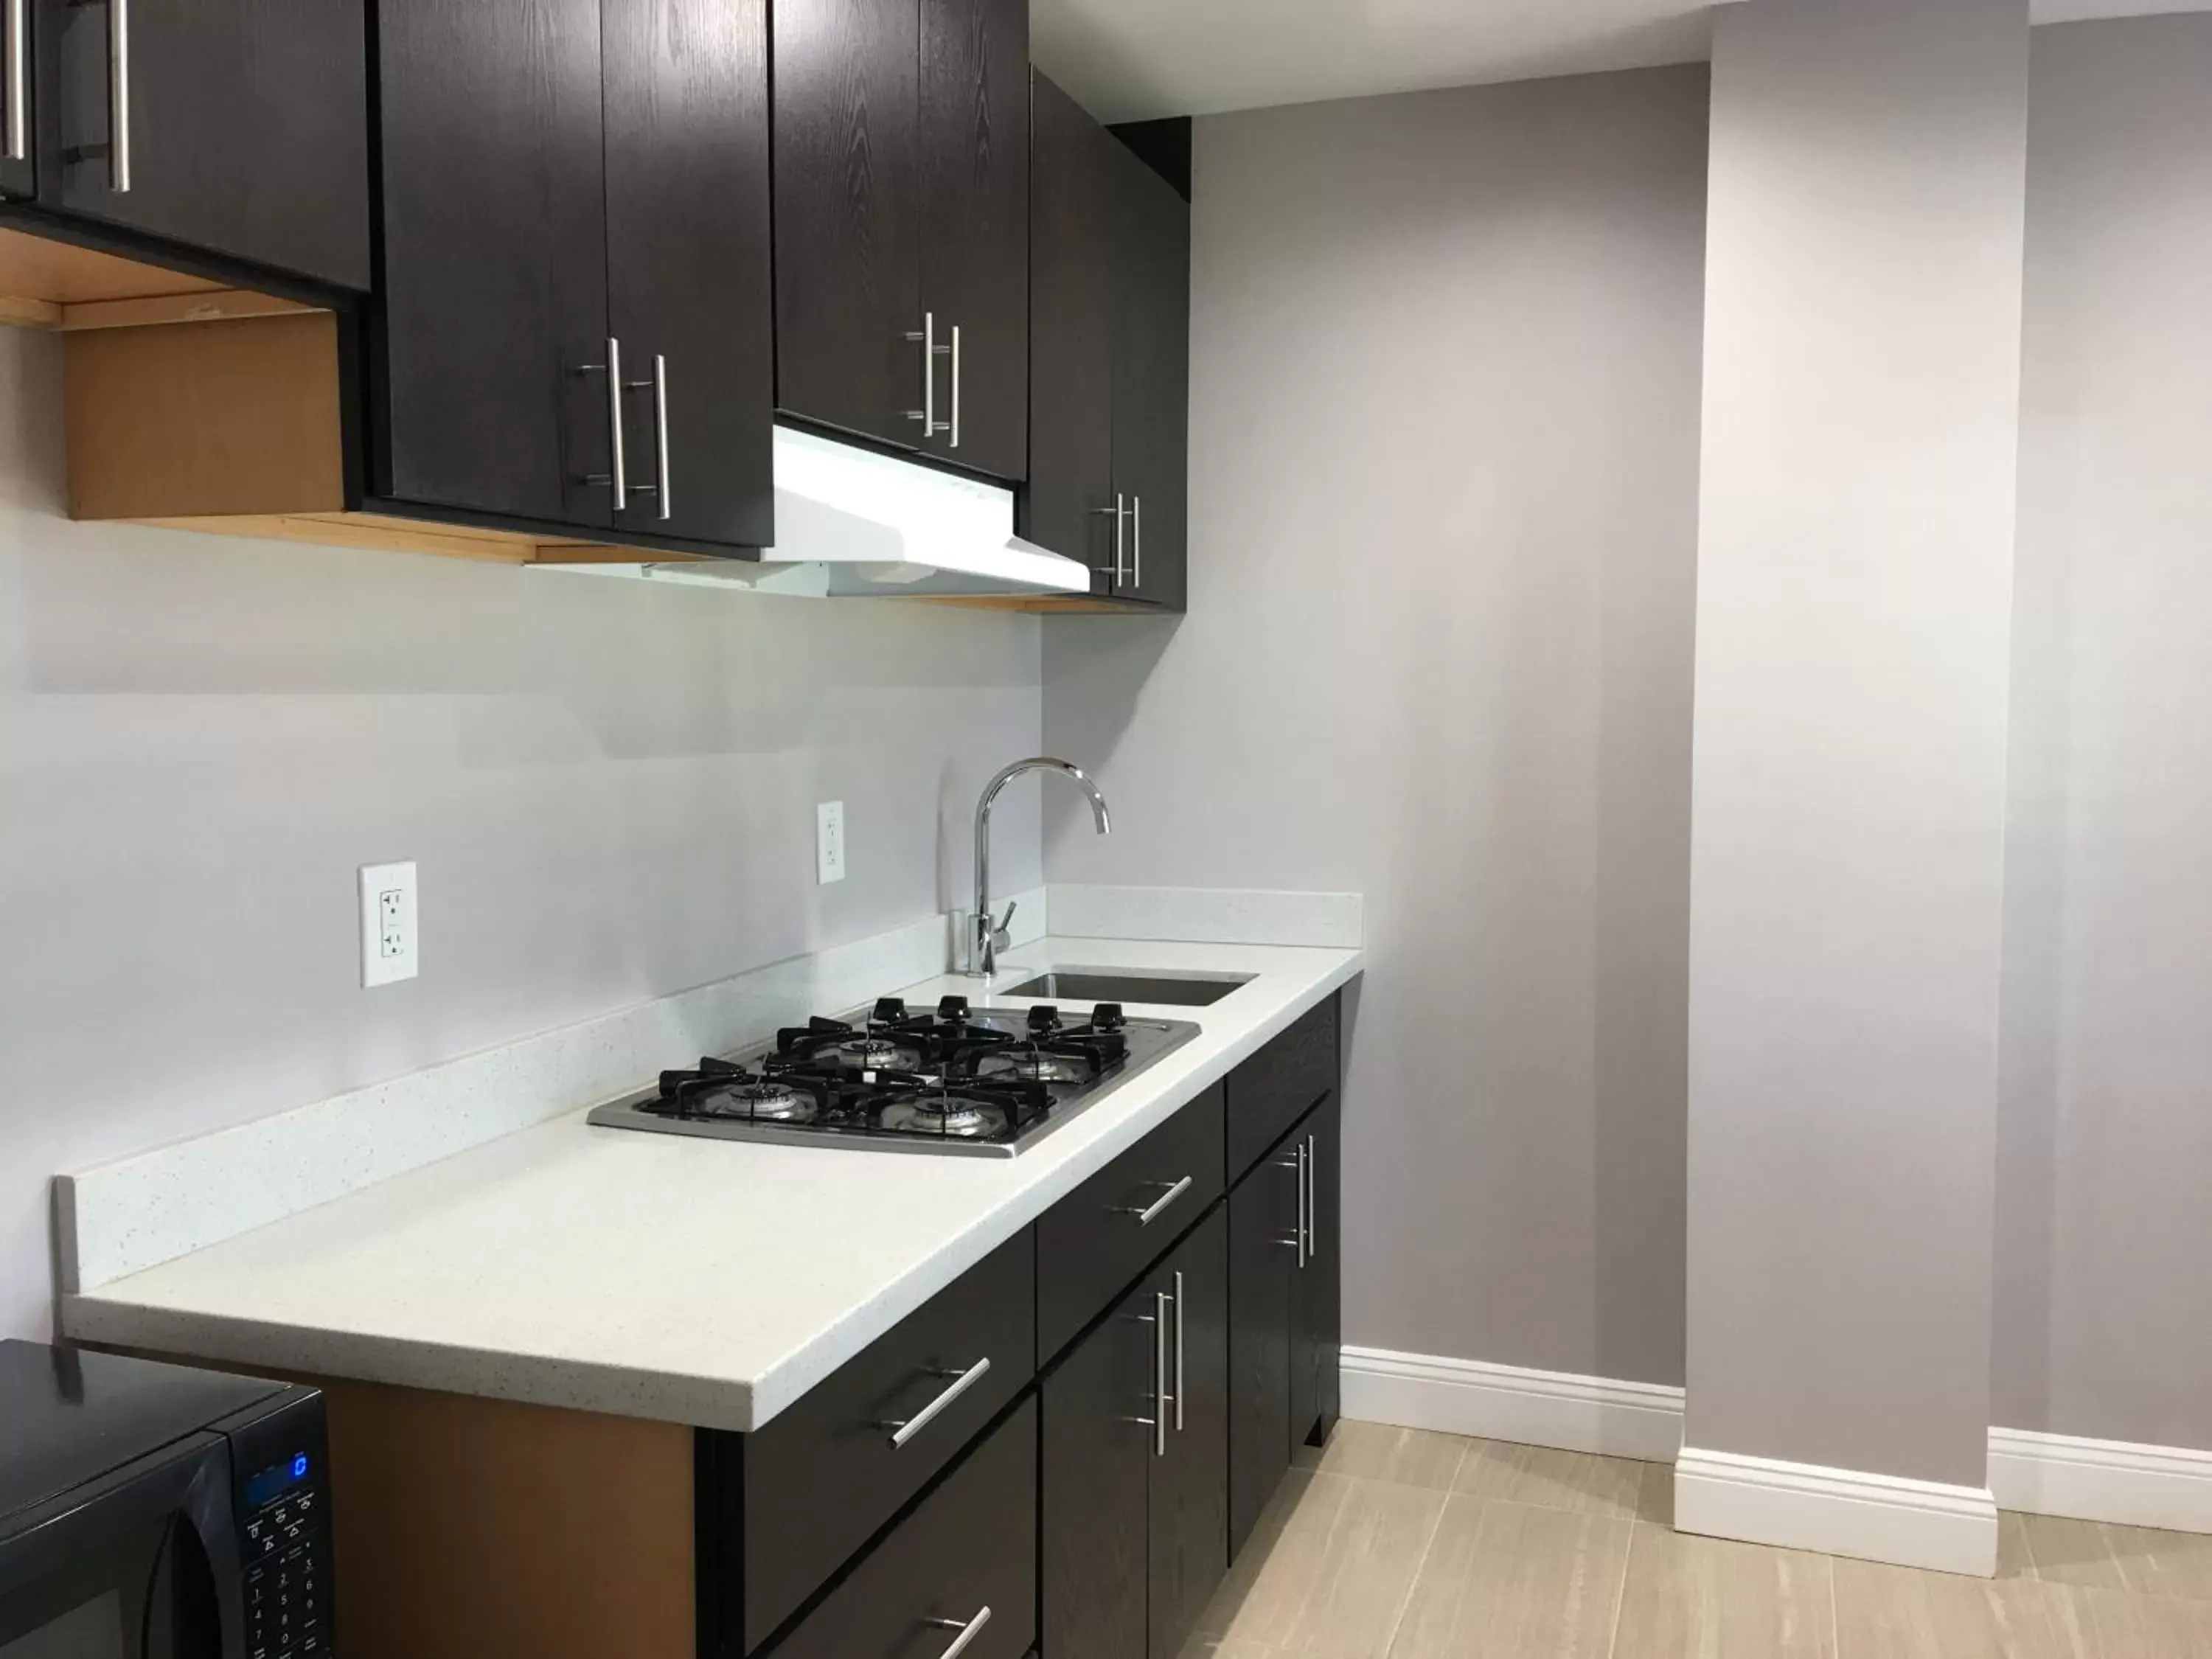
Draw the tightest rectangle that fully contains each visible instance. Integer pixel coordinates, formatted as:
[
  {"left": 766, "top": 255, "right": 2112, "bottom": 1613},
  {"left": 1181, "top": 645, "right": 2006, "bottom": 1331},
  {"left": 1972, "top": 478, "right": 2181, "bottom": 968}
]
[{"left": 61, "top": 936, "right": 1360, "bottom": 1433}]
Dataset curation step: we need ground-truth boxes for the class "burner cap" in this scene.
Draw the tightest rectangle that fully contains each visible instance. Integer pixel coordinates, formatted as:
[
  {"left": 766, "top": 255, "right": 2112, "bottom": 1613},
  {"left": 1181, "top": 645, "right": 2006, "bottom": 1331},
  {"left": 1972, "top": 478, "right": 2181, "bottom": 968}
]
[
  {"left": 834, "top": 1034, "right": 925, "bottom": 1071},
  {"left": 697, "top": 1082, "right": 816, "bottom": 1124},
  {"left": 977, "top": 1048, "right": 1093, "bottom": 1085},
  {"left": 1026, "top": 1004, "right": 1062, "bottom": 1034},
  {"left": 879, "top": 1093, "right": 1009, "bottom": 1140}
]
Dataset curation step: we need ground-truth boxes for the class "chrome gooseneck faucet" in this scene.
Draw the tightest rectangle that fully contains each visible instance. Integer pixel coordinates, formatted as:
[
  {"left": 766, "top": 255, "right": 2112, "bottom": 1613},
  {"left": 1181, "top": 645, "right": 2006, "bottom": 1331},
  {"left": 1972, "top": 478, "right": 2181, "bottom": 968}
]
[{"left": 967, "top": 757, "right": 1110, "bottom": 978}]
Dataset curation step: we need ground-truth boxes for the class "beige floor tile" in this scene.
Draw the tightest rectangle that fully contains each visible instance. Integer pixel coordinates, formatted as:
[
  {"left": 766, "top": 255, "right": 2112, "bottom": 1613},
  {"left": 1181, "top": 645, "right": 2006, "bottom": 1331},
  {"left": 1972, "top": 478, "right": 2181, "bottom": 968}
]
[
  {"left": 1832, "top": 1556, "right": 2073, "bottom": 1659},
  {"left": 1453, "top": 1439, "right": 1656, "bottom": 1520},
  {"left": 1198, "top": 1470, "right": 1447, "bottom": 1658},
  {"left": 2015, "top": 1514, "right": 2130, "bottom": 1593},
  {"left": 2099, "top": 1522, "right": 2212, "bottom": 1602},
  {"left": 1610, "top": 1520, "right": 1837, "bottom": 1658},
  {"left": 1180, "top": 1639, "right": 1280, "bottom": 1659},
  {"left": 1297, "top": 1421, "right": 1470, "bottom": 1491},
  {"left": 1388, "top": 1496, "right": 1632, "bottom": 1659},
  {"left": 1638, "top": 1461, "right": 1677, "bottom": 1527},
  {"left": 2039, "top": 1579, "right": 2212, "bottom": 1658},
  {"left": 1998, "top": 1512, "right": 2039, "bottom": 1582}
]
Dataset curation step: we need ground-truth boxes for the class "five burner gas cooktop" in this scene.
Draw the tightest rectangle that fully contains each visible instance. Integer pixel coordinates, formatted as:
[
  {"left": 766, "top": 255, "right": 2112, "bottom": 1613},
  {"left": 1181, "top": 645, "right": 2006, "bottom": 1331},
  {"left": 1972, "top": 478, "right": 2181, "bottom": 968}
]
[{"left": 585, "top": 994, "right": 1203, "bottom": 1157}]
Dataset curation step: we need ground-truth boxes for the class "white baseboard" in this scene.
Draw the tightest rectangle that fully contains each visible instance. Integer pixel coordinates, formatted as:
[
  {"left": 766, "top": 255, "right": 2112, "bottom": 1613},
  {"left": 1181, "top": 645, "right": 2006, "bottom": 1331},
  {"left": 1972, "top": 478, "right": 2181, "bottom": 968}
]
[
  {"left": 1675, "top": 1446, "right": 1998, "bottom": 1576},
  {"left": 1338, "top": 1345, "right": 1685, "bottom": 1464},
  {"left": 1338, "top": 1344, "right": 2212, "bottom": 1545},
  {"left": 1989, "top": 1426, "right": 2212, "bottom": 1536}
]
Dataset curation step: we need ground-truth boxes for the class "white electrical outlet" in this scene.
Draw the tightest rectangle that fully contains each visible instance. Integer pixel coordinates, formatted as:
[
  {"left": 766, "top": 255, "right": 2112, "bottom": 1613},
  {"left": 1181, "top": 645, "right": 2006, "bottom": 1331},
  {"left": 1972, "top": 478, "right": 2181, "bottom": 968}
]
[
  {"left": 360, "top": 860, "right": 419, "bottom": 987},
  {"left": 816, "top": 801, "right": 846, "bottom": 885}
]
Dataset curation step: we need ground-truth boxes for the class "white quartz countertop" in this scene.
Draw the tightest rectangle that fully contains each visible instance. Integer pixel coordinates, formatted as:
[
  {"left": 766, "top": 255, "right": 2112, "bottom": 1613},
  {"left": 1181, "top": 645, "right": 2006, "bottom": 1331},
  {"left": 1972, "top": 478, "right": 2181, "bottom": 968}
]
[{"left": 63, "top": 936, "right": 1360, "bottom": 1433}]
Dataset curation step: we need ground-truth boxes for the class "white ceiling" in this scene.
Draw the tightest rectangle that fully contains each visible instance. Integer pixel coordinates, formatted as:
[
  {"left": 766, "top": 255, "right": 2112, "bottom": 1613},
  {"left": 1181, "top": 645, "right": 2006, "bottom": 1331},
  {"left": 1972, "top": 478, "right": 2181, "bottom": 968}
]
[{"left": 1030, "top": 0, "right": 2212, "bottom": 124}]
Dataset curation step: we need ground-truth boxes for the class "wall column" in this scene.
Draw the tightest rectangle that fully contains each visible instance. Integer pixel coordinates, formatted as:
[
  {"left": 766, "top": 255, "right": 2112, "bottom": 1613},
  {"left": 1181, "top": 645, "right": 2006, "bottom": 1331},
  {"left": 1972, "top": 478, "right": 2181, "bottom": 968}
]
[{"left": 1679, "top": 0, "right": 2028, "bottom": 1576}]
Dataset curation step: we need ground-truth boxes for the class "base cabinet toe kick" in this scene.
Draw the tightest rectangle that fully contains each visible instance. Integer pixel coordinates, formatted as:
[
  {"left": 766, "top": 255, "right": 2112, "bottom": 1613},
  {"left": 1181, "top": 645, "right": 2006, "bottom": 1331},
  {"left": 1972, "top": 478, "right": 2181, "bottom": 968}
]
[{"left": 302, "top": 987, "right": 1346, "bottom": 1659}]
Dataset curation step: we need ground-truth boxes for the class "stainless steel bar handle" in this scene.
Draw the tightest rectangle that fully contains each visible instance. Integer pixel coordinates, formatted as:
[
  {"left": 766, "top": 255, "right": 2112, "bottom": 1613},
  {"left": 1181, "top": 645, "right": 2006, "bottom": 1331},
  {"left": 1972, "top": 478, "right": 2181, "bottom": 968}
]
[
  {"left": 1153, "top": 1290, "right": 1172, "bottom": 1458},
  {"left": 4, "top": 0, "right": 27, "bottom": 163},
  {"left": 950, "top": 323, "right": 961, "bottom": 449},
  {"left": 650, "top": 353, "right": 671, "bottom": 521},
  {"left": 1133, "top": 494, "right": 1142, "bottom": 589},
  {"left": 1296, "top": 1141, "right": 1310, "bottom": 1268},
  {"left": 905, "top": 314, "right": 950, "bottom": 436},
  {"left": 108, "top": 0, "right": 129, "bottom": 191},
  {"left": 605, "top": 337, "right": 627, "bottom": 510},
  {"left": 924, "top": 1607, "right": 993, "bottom": 1659},
  {"left": 1173, "top": 1269, "right": 1186, "bottom": 1433},
  {"left": 1119, "top": 1173, "right": 1192, "bottom": 1226},
  {"left": 884, "top": 1355, "right": 992, "bottom": 1450},
  {"left": 1273, "top": 1149, "right": 1305, "bottom": 1261},
  {"left": 1305, "top": 1133, "right": 1318, "bottom": 1262}
]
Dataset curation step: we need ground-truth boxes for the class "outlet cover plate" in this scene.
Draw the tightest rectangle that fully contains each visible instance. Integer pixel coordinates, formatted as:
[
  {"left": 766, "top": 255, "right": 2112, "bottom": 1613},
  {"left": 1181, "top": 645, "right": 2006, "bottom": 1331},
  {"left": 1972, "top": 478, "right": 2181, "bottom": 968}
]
[
  {"left": 816, "top": 801, "right": 846, "bottom": 885},
  {"left": 360, "top": 860, "right": 419, "bottom": 987}
]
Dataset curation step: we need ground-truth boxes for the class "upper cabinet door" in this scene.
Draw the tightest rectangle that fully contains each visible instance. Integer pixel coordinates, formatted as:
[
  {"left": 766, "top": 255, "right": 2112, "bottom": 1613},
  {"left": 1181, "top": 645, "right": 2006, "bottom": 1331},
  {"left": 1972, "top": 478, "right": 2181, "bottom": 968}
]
[
  {"left": 372, "top": 0, "right": 612, "bottom": 529},
  {"left": 41, "top": 0, "right": 369, "bottom": 288},
  {"left": 917, "top": 0, "right": 1027, "bottom": 481},
  {"left": 603, "top": 0, "right": 775, "bottom": 549},
  {"left": 772, "top": 0, "right": 922, "bottom": 449},
  {"left": 1023, "top": 72, "right": 1116, "bottom": 596},
  {"left": 1110, "top": 143, "right": 1191, "bottom": 610}
]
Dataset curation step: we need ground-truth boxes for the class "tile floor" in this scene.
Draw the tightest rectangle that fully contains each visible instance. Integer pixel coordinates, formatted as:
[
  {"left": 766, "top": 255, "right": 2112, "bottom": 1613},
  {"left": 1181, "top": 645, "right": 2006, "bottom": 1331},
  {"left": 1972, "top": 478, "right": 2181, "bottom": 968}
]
[{"left": 1183, "top": 1421, "right": 2212, "bottom": 1658}]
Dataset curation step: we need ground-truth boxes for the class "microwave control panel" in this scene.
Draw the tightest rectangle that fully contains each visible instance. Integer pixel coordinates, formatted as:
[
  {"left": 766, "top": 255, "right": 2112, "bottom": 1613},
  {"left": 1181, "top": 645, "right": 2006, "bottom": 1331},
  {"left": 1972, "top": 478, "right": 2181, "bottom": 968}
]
[{"left": 226, "top": 1390, "right": 333, "bottom": 1659}]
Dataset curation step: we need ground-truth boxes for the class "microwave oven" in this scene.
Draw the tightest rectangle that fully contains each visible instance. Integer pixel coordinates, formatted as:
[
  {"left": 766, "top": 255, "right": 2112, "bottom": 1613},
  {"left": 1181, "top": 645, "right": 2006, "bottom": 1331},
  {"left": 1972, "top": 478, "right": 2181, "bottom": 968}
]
[{"left": 0, "top": 1340, "right": 331, "bottom": 1659}]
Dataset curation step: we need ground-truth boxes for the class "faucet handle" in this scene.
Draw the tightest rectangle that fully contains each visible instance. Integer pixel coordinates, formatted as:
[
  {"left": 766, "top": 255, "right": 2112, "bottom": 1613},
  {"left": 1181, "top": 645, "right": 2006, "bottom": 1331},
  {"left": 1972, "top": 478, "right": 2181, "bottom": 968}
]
[{"left": 990, "top": 900, "right": 1018, "bottom": 951}]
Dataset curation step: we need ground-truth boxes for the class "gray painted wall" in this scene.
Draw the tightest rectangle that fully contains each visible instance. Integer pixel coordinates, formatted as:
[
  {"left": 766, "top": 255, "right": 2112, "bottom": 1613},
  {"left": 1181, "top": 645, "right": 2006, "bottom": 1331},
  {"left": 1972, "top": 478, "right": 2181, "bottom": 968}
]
[
  {"left": 0, "top": 326, "right": 1045, "bottom": 1341},
  {"left": 1683, "top": 0, "right": 2028, "bottom": 1488},
  {"left": 1996, "top": 15, "right": 2212, "bottom": 1453},
  {"left": 1043, "top": 66, "right": 1710, "bottom": 1388}
]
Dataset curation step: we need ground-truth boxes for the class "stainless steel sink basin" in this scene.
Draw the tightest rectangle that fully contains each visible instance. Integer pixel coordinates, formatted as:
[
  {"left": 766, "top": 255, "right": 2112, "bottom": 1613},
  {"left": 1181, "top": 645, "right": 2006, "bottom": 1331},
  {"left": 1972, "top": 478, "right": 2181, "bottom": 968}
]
[{"left": 995, "top": 968, "right": 1253, "bottom": 1007}]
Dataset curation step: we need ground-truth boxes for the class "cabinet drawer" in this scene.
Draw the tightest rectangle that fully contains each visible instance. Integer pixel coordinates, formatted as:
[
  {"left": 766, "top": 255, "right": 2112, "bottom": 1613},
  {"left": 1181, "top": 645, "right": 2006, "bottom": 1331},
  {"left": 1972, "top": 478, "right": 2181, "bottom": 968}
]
[
  {"left": 717, "top": 1230, "right": 1036, "bottom": 1652},
  {"left": 1225, "top": 996, "right": 1339, "bottom": 1183},
  {"left": 767, "top": 1397, "right": 1037, "bottom": 1659},
  {"left": 1037, "top": 1085, "right": 1225, "bottom": 1363}
]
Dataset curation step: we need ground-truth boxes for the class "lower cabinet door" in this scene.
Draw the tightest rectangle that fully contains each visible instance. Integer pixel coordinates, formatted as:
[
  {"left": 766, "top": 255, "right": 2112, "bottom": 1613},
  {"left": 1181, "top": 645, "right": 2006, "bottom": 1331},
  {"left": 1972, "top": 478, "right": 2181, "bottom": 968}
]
[
  {"left": 1227, "top": 1144, "right": 1298, "bottom": 1559},
  {"left": 1289, "top": 1097, "right": 1343, "bottom": 1449},
  {"left": 1041, "top": 1284, "right": 1154, "bottom": 1659},
  {"left": 768, "top": 1397, "right": 1035, "bottom": 1659},
  {"left": 1150, "top": 1206, "right": 1228, "bottom": 1659}
]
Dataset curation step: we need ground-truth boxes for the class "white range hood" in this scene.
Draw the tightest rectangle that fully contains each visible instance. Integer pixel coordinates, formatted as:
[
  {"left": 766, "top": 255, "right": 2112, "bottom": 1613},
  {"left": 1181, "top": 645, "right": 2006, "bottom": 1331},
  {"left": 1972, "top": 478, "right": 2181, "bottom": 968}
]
[{"left": 538, "top": 426, "right": 1092, "bottom": 599}]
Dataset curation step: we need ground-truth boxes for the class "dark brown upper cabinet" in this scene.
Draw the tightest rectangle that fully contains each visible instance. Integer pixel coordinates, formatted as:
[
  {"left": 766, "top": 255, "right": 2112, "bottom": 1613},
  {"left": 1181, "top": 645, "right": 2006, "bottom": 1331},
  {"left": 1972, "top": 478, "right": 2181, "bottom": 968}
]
[
  {"left": 1025, "top": 73, "right": 1189, "bottom": 611},
  {"left": 772, "top": 0, "right": 1029, "bottom": 484},
  {"left": 24, "top": 0, "right": 368, "bottom": 288},
  {"left": 372, "top": 0, "right": 773, "bottom": 552}
]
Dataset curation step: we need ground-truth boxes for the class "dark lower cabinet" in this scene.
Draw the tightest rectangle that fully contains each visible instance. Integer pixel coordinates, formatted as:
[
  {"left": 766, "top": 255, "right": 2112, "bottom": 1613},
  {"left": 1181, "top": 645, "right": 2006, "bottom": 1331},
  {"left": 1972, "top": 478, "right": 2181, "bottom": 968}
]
[
  {"left": 766, "top": 1397, "right": 1036, "bottom": 1659},
  {"left": 1227, "top": 1093, "right": 1343, "bottom": 1559},
  {"left": 1024, "top": 73, "right": 1190, "bottom": 611},
  {"left": 1042, "top": 1207, "right": 1228, "bottom": 1659},
  {"left": 1290, "top": 1095, "right": 1342, "bottom": 1448},
  {"left": 1226, "top": 1141, "right": 1299, "bottom": 1559},
  {"left": 1148, "top": 1206, "right": 1228, "bottom": 1659},
  {"left": 38, "top": 0, "right": 369, "bottom": 287},
  {"left": 373, "top": 0, "right": 772, "bottom": 549}
]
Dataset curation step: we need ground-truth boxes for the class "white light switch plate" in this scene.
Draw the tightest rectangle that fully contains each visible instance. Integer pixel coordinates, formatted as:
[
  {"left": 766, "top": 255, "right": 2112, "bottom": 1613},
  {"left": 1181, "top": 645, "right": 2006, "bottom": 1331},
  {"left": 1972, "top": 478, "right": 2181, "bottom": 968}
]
[
  {"left": 360, "top": 860, "right": 419, "bottom": 987},
  {"left": 816, "top": 801, "right": 846, "bottom": 885}
]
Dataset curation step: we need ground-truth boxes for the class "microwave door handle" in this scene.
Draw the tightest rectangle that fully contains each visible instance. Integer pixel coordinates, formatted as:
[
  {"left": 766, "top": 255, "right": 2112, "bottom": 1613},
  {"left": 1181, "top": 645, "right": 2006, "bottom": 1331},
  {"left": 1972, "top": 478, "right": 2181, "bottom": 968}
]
[{"left": 179, "top": 1451, "right": 246, "bottom": 1659}]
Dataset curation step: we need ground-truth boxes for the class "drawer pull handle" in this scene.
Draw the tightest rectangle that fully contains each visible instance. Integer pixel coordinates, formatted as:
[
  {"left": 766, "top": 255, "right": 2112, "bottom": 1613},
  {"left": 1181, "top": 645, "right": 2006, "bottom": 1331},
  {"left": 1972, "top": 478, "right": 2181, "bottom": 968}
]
[
  {"left": 884, "top": 1356, "right": 992, "bottom": 1450},
  {"left": 1119, "top": 1174, "right": 1194, "bottom": 1226},
  {"left": 925, "top": 1605, "right": 992, "bottom": 1659}
]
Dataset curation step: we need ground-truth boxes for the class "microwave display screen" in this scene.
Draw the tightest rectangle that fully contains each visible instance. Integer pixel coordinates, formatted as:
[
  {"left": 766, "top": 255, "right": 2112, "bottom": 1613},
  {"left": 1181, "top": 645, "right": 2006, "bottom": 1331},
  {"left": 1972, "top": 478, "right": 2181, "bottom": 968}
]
[{"left": 243, "top": 1452, "right": 310, "bottom": 1509}]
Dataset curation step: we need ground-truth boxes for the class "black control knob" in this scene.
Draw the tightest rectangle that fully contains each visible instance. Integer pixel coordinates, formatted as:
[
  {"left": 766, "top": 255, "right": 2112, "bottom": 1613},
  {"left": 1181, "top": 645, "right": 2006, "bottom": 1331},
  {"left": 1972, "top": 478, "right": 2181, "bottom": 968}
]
[
  {"left": 1092, "top": 1003, "right": 1125, "bottom": 1031},
  {"left": 1026, "top": 1004, "right": 1062, "bottom": 1034},
  {"left": 872, "top": 996, "right": 908, "bottom": 1025},
  {"left": 937, "top": 994, "right": 972, "bottom": 1023}
]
